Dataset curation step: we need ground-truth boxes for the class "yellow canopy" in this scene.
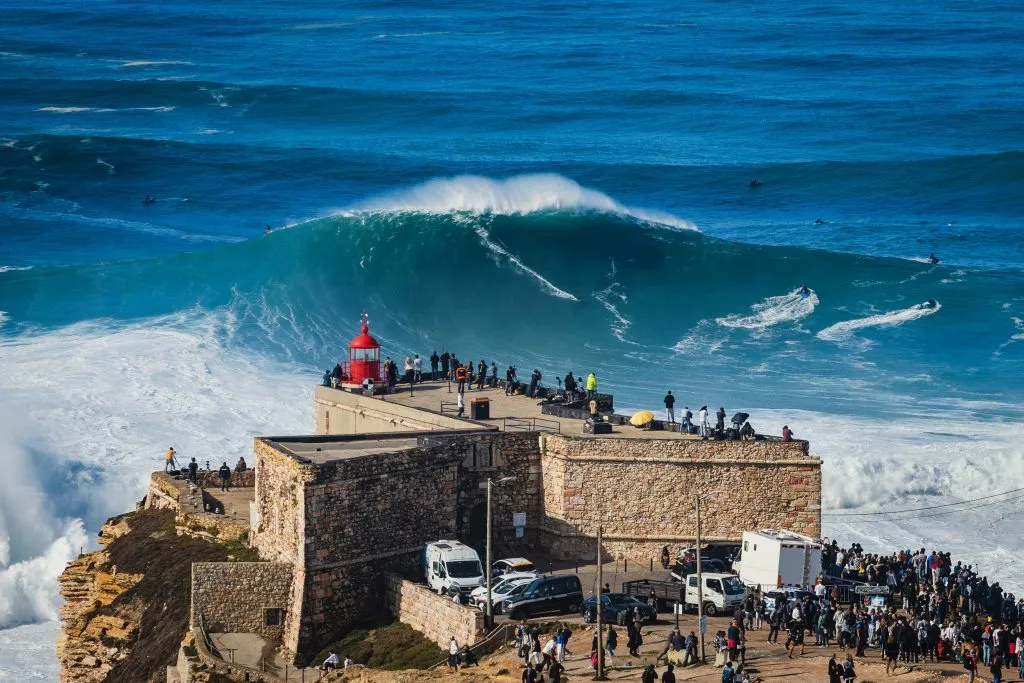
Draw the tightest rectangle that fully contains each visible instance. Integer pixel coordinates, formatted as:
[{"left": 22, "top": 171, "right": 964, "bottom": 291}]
[{"left": 629, "top": 410, "right": 655, "bottom": 427}]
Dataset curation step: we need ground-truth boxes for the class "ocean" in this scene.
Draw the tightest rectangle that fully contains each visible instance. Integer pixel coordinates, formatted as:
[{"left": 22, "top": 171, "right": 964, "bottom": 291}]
[{"left": 1, "top": 0, "right": 1023, "bottom": 678}]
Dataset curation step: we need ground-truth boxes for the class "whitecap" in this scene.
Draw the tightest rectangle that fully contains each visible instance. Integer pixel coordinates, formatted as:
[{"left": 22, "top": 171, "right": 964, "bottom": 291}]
[
  {"left": 816, "top": 301, "right": 941, "bottom": 343},
  {"left": 120, "top": 60, "right": 193, "bottom": 68},
  {"left": 716, "top": 288, "right": 819, "bottom": 330},
  {"left": 351, "top": 173, "right": 697, "bottom": 231}
]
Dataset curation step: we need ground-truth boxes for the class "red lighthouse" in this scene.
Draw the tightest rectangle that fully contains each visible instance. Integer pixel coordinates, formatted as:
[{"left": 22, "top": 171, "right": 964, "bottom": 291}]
[{"left": 344, "top": 312, "right": 381, "bottom": 388}]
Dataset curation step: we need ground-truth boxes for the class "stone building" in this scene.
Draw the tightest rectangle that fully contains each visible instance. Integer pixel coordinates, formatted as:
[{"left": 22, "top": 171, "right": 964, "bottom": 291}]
[{"left": 228, "top": 383, "right": 821, "bottom": 659}]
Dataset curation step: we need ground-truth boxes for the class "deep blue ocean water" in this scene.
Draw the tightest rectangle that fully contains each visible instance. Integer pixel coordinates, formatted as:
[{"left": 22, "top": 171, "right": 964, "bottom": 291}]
[{"left": 1, "top": 1, "right": 1023, "bottom": 675}]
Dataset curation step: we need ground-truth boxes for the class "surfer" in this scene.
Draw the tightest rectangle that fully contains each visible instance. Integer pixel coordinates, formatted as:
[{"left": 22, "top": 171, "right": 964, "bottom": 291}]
[
  {"left": 749, "top": 178, "right": 763, "bottom": 188},
  {"left": 142, "top": 196, "right": 156, "bottom": 205},
  {"left": 798, "top": 285, "right": 810, "bottom": 299},
  {"left": 814, "top": 218, "right": 824, "bottom": 225},
  {"left": 927, "top": 252, "right": 940, "bottom": 265},
  {"left": 264, "top": 224, "right": 272, "bottom": 235},
  {"left": 922, "top": 299, "right": 938, "bottom": 309}
]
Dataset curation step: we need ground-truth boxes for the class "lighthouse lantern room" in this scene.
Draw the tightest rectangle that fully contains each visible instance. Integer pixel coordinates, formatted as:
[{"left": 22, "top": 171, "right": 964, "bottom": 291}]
[{"left": 344, "top": 312, "right": 382, "bottom": 388}]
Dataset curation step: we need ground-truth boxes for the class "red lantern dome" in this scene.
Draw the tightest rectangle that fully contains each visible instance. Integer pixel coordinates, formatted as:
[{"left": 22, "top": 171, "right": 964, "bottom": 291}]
[{"left": 345, "top": 313, "right": 381, "bottom": 386}]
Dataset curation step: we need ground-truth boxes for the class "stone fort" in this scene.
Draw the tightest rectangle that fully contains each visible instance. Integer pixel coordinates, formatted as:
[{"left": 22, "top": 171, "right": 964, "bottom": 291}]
[{"left": 176, "top": 376, "right": 821, "bottom": 663}]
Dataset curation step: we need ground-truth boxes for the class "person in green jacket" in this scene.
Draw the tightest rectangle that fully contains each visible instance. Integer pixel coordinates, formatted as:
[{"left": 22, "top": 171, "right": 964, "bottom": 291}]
[{"left": 586, "top": 372, "right": 597, "bottom": 399}]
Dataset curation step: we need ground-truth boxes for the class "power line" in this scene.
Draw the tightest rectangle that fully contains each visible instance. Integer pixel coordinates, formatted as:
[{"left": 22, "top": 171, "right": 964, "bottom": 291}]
[
  {"left": 825, "top": 495, "right": 1024, "bottom": 524},
  {"left": 822, "top": 486, "right": 1024, "bottom": 517}
]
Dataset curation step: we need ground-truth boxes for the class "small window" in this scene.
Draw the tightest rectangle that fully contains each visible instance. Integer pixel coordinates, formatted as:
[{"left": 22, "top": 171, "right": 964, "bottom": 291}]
[
  {"left": 325, "top": 410, "right": 330, "bottom": 432},
  {"left": 743, "top": 541, "right": 748, "bottom": 552},
  {"left": 688, "top": 576, "right": 697, "bottom": 587},
  {"left": 265, "top": 608, "right": 284, "bottom": 627}
]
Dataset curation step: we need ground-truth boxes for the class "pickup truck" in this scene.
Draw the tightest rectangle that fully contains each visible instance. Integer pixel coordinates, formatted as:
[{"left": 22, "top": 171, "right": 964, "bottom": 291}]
[{"left": 621, "top": 579, "right": 685, "bottom": 610}]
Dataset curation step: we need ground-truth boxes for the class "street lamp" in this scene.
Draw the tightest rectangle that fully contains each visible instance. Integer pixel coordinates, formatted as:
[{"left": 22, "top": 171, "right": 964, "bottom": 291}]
[{"left": 486, "top": 476, "right": 517, "bottom": 629}]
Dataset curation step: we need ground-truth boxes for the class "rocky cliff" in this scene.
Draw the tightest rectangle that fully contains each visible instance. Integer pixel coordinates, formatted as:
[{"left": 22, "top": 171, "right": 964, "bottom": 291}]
[{"left": 56, "top": 508, "right": 252, "bottom": 683}]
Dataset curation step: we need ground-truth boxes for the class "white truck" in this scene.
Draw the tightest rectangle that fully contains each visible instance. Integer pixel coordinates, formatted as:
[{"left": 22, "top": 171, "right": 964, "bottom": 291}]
[
  {"left": 682, "top": 572, "right": 747, "bottom": 616},
  {"left": 424, "top": 540, "right": 484, "bottom": 596},
  {"left": 733, "top": 529, "right": 822, "bottom": 591}
]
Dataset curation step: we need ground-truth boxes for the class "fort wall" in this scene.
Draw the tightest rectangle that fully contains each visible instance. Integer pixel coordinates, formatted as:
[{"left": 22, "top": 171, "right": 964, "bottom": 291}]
[
  {"left": 383, "top": 574, "right": 484, "bottom": 650},
  {"left": 314, "top": 385, "right": 477, "bottom": 434},
  {"left": 538, "top": 434, "right": 821, "bottom": 561},
  {"left": 190, "top": 562, "right": 293, "bottom": 639}
]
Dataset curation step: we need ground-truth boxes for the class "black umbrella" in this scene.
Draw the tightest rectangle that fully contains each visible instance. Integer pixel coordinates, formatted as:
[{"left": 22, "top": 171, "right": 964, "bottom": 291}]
[{"left": 730, "top": 412, "right": 749, "bottom": 426}]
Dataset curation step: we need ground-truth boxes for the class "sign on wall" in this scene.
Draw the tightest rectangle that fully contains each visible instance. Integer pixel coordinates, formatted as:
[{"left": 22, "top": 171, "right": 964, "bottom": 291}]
[{"left": 512, "top": 512, "right": 526, "bottom": 527}]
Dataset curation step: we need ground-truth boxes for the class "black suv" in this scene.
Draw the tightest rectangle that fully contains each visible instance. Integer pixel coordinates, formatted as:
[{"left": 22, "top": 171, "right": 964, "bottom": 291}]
[
  {"left": 502, "top": 575, "right": 583, "bottom": 620},
  {"left": 670, "top": 558, "right": 728, "bottom": 582}
]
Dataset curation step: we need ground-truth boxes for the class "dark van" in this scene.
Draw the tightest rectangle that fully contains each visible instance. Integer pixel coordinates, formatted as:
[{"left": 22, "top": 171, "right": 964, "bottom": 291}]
[{"left": 501, "top": 575, "right": 583, "bottom": 620}]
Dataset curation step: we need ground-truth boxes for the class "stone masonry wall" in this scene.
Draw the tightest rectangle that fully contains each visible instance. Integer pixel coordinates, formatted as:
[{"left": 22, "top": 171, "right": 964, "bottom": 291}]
[
  {"left": 294, "top": 442, "right": 464, "bottom": 655},
  {"left": 251, "top": 438, "right": 319, "bottom": 655},
  {"left": 190, "top": 562, "right": 293, "bottom": 639},
  {"left": 539, "top": 434, "right": 821, "bottom": 562},
  {"left": 384, "top": 574, "right": 484, "bottom": 650}
]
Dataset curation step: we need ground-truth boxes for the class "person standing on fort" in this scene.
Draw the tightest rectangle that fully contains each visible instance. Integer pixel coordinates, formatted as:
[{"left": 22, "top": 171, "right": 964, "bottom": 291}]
[
  {"left": 455, "top": 363, "right": 468, "bottom": 393},
  {"left": 187, "top": 457, "right": 198, "bottom": 483},
  {"left": 782, "top": 425, "right": 794, "bottom": 441},
  {"left": 681, "top": 407, "right": 693, "bottom": 433},
  {"left": 664, "top": 391, "right": 676, "bottom": 423},
  {"left": 698, "top": 406, "right": 709, "bottom": 437},
  {"left": 165, "top": 446, "right": 177, "bottom": 473},
  {"left": 218, "top": 462, "right": 231, "bottom": 491},
  {"left": 457, "top": 391, "right": 465, "bottom": 418},
  {"left": 440, "top": 350, "right": 450, "bottom": 379},
  {"left": 430, "top": 351, "right": 439, "bottom": 380},
  {"left": 477, "top": 360, "right": 486, "bottom": 390},
  {"left": 413, "top": 354, "right": 422, "bottom": 383},
  {"left": 586, "top": 372, "right": 597, "bottom": 399},
  {"left": 490, "top": 362, "right": 498, "bottom": 387},
  {"left": 716, "top": 407, "right": 727, "bottom": 432}
]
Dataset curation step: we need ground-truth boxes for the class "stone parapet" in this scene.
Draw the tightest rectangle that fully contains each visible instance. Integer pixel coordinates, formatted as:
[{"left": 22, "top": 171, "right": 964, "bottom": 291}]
[{"left": 383, "top": 573, "right": 484, "bottom": 650}]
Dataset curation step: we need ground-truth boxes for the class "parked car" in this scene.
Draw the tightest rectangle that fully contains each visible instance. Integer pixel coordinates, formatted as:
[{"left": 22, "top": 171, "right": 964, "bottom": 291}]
[
  {"left": 579, "top": 593, "right": 657, "bottom": 625},
  {"left": 678, "top": 543, "right": 742, "bottom": 570},
  {"left": 670, "top": 558, "right": 728, "bottom": 582},
  {"left": 502, "top": 575, "right": 583, "bottom": 620},
  {"left": 491, "top": 557, "right": 536, "bottom": 576},
  {"left": 469, "top": 572, "right": 537, "bottom": 602},
  {"left": 473, "top": 578, "right": 533, "bottom": 614}
]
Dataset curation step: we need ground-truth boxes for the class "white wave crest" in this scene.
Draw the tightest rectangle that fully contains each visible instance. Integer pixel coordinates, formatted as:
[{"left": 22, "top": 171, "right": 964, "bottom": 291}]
[
  {"left": 354, "top": 174, "right": 697, "bottom": 230},
  {"left": 716, "top": 288, "right": 819, "bottom": 330},
  {"left": 37, "top": 106, "right": 174, "bottom": 113},
  {"left": 120, "top": 60, "right": 193, "bottom": 67},
  {"left": 816, "top": 301, "right": 941, "bottom": 342}
]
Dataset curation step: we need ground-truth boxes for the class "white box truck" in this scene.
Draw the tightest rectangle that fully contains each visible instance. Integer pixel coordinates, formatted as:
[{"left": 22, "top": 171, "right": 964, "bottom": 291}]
[
  {"left": 424, "top": 540, "right": 484, "bottom": 596},
  {"left": 734, "top": 529, "right": 822, "bottom": 591}
]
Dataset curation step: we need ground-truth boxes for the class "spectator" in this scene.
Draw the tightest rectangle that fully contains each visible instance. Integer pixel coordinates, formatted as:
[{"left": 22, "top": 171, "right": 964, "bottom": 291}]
[
  {"left": 165, "top": 447, "right": 176, "bottom": 473},
  {"left": 827, "top": 653, "right": 841, "bottom": 683},
  {"left": 187, "top": 457, "right": 198, "bottom": 484},
  {"left": 699, "top": 406, "right": 709, "bottom": 437},
  {"left": 430, "top": 351, "right": 439, "bottom": 380},
  {"left": 457, "top": 392, "right": 465, "bottom": 418},
  {"left": 440, "top": 350, "right": 450, "bottom": 380},
  {"left": 455, "top": 363, "right": 468, "bottom": 393},
  {"left": 683, "top": 631, "right": 698, "bottom": 667},
  {"left": 586, "top": 372, "right": 597, "bottom": 399},
  {"left": 716, "top": 406, "right": 727, "bottom": 432},
  {"left": 542, "top": 636, "right": 557, "bottom": 670},
  {"left": 641, "top": 664, "right": 657, "bottom": 683},
  {"left": 322, "top": 369, "right": 331, "bottom": 387},
  {"left": 661, "top": 663, "right": 675, "bottom": 683},
  {"left": 448, "top": 637, "right": 460, "bottom": 672},
  {"left": 721, "top": 660, "right": 735, "bottom": 683},
  {"left": 413, "top": 354, "right": 422, "bottom": 383},
  {"left": 664, "top": 391, "right": 676, "bottom": 423},
  {"left": 218, "top": 462, "right": 231, "bottom": 492},
  {"left": 527, "top": 369, "right": 542, "bottom": 398},
  {"left": 681, "top": 407, "right": 693, "bottom": 433},
  {"left": 782, "top": 425, "right": 794, "bottom": 441},
  {"left": 322, "top": 652, "right": 340, "bottom": 671},
  {"left": 343, "top": 655, "right": 353, "bottom": 668},
  {"left": 235, "top": 456, "right": 247, "bottom": 473},
  {"left": 477, "top": 360, "right": 486, "bottom": 390}
]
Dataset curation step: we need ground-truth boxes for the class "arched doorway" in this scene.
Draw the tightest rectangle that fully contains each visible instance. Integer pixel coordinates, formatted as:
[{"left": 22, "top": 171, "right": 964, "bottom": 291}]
[{"left": 467, "top": 502, "right": 487, "bottom": 545}]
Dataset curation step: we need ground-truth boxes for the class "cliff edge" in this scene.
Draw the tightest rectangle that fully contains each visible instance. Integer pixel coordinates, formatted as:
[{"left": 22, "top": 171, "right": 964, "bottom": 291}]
[{"left": 56, "top": 508, "right": 250, "bottom": 683}]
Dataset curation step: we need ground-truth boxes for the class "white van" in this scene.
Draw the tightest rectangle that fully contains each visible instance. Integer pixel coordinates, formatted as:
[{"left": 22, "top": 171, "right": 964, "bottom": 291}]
[
  {"left": 684, "top": 572, "right": 746, "bottom": 616},
  {"left": 424, "top": 540, "right": 484, "bottom": 596}
]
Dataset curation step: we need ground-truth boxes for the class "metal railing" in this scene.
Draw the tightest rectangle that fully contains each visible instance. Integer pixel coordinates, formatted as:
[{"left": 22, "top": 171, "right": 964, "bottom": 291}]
[
  {"left": 440, "top": 401, "right": 459, "bottom": 415},
  {"left": 429, "top": 623, "right": 515, "bottom": 670},
  {"left": 503, "top": 417, "right": 561, "bottom": 433}
]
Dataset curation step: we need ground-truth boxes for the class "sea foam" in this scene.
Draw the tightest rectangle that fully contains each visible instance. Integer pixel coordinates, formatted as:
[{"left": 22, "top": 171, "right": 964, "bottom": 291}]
[
  {"left": 816, "top": 301, "right": 941, "bottom": 342},
  {"left": 352, "top": 174, "right": 698, "bottom": 231}
]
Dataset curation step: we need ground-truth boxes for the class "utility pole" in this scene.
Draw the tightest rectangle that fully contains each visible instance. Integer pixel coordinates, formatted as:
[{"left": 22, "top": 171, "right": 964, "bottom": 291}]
[
  {"left": 485, "top": 478, "right": 493, "bottom": 630},
  {"left": 695, "top": 495, "right": 705, "bottom": 664},
  {"left": 596, "top": 524, "right": 606, "bottom": 679}
]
